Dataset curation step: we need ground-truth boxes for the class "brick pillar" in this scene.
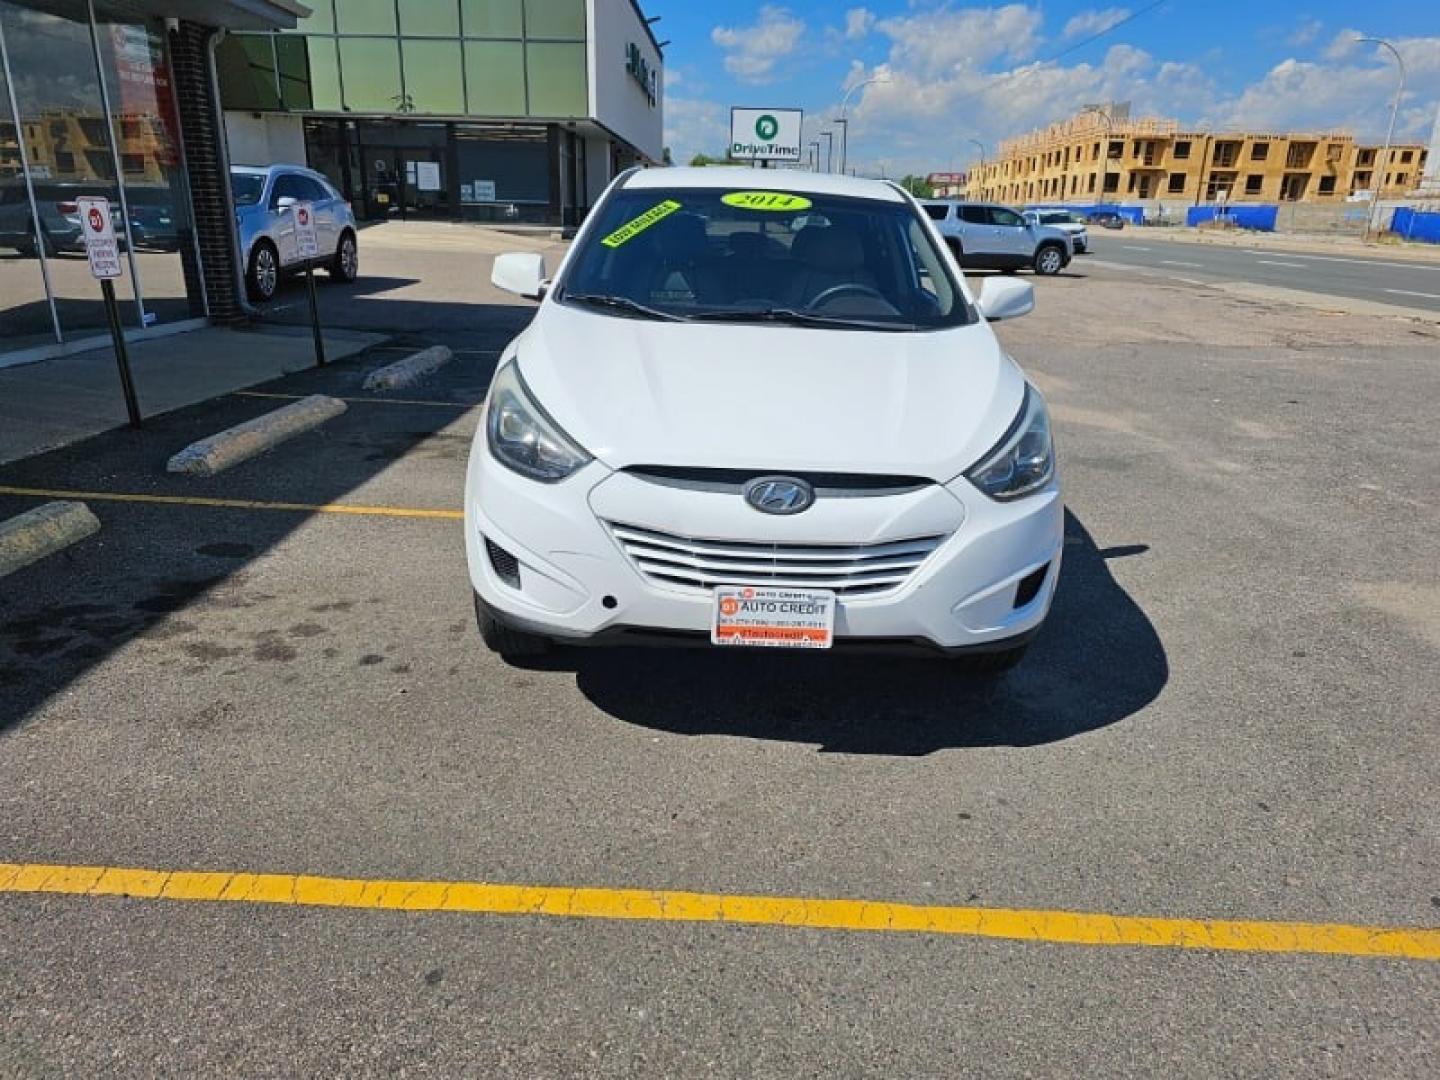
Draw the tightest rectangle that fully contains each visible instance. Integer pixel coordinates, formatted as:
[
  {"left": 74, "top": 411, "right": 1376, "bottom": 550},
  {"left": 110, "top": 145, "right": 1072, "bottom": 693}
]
[{"left": 167, "top": 22, "right": 244, "bottom": 323}]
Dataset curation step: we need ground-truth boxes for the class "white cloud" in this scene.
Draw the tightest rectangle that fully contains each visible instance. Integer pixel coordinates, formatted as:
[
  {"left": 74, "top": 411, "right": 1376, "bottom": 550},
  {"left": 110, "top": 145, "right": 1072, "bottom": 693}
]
[
  {"left": 664, "top": 68, "right": 682, "bottom": 89},
  {"left": 1287, "top": 18, "right": 1323, "bottom": 48},
  {"left": 845, "top": 7, "right": 875, "bottom": 40},
  {"left": 1213, "top": 36, "right": 1440, "bottom": 141},
  {"left": 1062, "top": 7, "right": 1131, "bottom": 42},
  {"left": 874, "top": 3, "right": 1043, "bottom": 76},
  {"left": 663, "top": 96, "right": 730, "bottom": 163},
  {"left": 711, "top": 6, "right": 806, "bottom": 85}
]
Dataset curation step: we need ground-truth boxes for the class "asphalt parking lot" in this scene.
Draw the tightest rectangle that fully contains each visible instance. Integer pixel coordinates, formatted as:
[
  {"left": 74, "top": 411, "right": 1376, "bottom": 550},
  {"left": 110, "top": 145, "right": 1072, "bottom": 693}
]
[{"left": 2, "top": 224, "right": 1438, "bottom": 1077}]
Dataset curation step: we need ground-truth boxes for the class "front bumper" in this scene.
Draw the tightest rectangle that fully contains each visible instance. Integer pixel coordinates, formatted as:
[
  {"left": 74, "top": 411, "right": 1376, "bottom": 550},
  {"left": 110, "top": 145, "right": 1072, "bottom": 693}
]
[{"left": 464, "top": 445, "right": 1063, "bottom": 652}]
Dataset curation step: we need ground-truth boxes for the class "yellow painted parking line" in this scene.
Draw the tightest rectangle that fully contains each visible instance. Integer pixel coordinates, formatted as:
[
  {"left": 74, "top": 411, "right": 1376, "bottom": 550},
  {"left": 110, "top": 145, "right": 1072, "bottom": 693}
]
[
  {"left": 0, "top": 485, "right": 462, "bottom": 521},
  {"left": 234, "top": 390, "right": 478, "bottom": 409},
  {"left": 1, "top": 861, "right": 1436, "bottom": 961}
]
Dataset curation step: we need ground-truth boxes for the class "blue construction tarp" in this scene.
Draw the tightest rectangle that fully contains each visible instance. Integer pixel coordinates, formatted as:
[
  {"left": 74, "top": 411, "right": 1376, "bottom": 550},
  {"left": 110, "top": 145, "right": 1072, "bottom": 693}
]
[
  {"left": 1185, "top": 205, "right": 1279, "bottom": 231},
  {"left": 1390, "top": 207, "right": 1440, "bottom": 244}
]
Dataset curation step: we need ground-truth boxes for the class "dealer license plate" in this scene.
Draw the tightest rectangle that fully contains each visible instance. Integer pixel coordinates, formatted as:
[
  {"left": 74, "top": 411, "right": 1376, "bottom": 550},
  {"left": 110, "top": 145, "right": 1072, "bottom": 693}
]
[{"left": 710, "top": 586, "right": 836, "bottom": 649}]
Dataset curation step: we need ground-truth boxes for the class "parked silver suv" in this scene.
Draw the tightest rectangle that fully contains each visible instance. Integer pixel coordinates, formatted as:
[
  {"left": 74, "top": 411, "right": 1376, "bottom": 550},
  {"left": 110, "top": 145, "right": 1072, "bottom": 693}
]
[
  {"left": 921, "top": 200, "right": 1072, "bottom": 275},
  {"left": 231, "top": 164, "right": 359, "bottom": 303}
]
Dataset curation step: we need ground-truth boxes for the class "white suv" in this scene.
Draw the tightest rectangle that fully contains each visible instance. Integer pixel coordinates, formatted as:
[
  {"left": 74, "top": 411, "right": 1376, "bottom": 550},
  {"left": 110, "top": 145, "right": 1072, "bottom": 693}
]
[
  {"left": 921, "top": 200, "right": 1072, "bottom": 274},
  {"left": 1023, "top": 209, "right": 1090, "bottom": 254},
  {"left": 470, "top": 168, "right": 1062, "bottom": 671}
]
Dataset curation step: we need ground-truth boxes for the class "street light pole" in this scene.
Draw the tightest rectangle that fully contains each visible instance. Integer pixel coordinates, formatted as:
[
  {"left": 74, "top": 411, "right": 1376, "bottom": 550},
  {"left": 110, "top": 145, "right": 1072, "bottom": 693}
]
[
  {"left": 837, "top": 73, "right": 890, "bottom": 175},
  {"left": 820, "top": 131, "right": 834, "bottom": 174},
  {"left": 969, "top": 138, "right": 986, "bottom": 197},
  {"left": 1356, "top": 36, "right": 1406, "bottom": 241},
  {"left": 809, "top": 140, "right": 820, "bottom": 172},
  {"left": 833, "top": 118, "right": 849, "bottom": 176}
]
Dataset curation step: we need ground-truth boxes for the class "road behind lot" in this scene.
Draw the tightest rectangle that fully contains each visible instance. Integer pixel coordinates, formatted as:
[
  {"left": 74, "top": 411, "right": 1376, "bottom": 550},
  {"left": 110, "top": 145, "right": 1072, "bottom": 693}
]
[
  {"left": 1, "top": 226, "right": 1438, "bottom": 1076},
  {"left": 1089, "top": 233, "right": 1440, "bottom": 314}
]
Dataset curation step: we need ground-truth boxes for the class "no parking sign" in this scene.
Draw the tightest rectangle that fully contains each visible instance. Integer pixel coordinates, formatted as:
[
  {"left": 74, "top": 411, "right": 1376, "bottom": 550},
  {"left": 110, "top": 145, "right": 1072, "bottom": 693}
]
[
  {"left": 77, "top": 196, "right": 122, "bottom": 279},
  {"left": 293, "top": 201, "right": 320, "bottom": 260}
]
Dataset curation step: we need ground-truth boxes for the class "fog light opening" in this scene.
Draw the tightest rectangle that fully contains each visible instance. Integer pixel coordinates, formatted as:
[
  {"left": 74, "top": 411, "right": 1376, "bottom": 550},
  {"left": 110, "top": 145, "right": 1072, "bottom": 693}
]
[
  {"left": 1013, "top": 563, "right": 1049, "bottom": 609},
  {"left": 602, "top": 595, "right": 618, "bottom": 610},
  {"left": 484, "top": 536, "right": 522, "bottom": 590}
]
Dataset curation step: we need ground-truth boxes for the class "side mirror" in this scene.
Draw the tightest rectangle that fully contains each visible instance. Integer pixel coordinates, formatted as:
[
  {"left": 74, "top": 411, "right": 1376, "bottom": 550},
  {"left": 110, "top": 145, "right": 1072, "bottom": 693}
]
[
  {"left": 492, "top": 252, "right": 547, "bottom": 301},
  {"left": 976, "top": 276, "right": 1034, "bottom": 322}
]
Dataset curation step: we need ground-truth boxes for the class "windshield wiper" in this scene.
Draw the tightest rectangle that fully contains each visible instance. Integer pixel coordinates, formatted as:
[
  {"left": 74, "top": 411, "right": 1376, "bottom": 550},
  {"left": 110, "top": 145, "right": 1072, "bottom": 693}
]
[
  {"left": 562, "top": 293, "right": 685, "bottom": 322},
  {"left": 689, "top": 308, "right": 915, "bottom": 332}
]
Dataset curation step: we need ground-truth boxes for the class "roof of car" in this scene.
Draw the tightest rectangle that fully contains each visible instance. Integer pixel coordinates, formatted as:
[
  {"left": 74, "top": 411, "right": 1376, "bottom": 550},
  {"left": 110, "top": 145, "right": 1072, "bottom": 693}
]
[{"left": 624, "top": 166, "right": 906, "bottom": 203}]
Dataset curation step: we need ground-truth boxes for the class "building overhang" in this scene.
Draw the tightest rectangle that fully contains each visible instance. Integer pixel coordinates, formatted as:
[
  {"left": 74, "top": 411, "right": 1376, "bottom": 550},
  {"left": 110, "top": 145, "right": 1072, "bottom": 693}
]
[{"left": 24, "top": 0, "right": 313, "bottom": 31}]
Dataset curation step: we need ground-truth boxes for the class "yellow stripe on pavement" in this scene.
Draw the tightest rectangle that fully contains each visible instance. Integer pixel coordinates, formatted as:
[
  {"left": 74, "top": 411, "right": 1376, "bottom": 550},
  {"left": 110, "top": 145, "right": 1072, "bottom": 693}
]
[
  {"left": 0, "top": 485, "right": 462, "bottom": 520},
  {"left": 1, "top": 862, "right": 1436, "bottom": 962}
]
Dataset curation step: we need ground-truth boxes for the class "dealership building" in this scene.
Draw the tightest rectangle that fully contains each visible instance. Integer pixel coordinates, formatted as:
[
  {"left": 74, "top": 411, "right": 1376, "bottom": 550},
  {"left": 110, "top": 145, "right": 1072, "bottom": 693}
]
[
  {"left": 216, "top": 0, "right": 665, "bottom": 227},
  {"left": 1, "top": 0, "right": 663, "bottom": 369}
]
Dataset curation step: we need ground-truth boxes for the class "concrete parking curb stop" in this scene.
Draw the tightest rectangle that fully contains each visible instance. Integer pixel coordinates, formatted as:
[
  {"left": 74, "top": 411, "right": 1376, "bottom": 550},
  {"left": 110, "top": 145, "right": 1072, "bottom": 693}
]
[
  {"left": 166, "top": 394, "right": 348, "bottom": 477},
  {"left": 0, "top": 501, "right": 101, "bottom": 579},
  {"left": 362, "top": 345, "right": 455, "bottom": 391}
]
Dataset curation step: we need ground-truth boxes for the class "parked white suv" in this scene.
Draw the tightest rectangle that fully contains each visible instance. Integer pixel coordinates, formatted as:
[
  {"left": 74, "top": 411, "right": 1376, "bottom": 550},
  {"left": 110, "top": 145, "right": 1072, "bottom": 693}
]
[
  {"left": 468, "top": 168, "right": 1062, "bottom": 672},
  {"left": 921, "top": 200, "right": 1072, "bottom": 274},
  {"left": 1023, "top": 209, "right": 1090, "bottom": 254}
]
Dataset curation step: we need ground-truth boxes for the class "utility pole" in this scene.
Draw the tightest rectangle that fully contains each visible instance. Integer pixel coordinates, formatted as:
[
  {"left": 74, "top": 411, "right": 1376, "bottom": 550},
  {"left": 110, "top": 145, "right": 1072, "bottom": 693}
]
[
  {"left": 969, "top": 139, "right": 986, "bottom": 198},
  {"left": 820, "top": 131, "right": 834, "bottom": 174},
  {"left": 1356, "top": 36, "right": 1406, "bottom": 240},
  {"left": 833, "top": 119, "right": 849, "bottom": 178}
]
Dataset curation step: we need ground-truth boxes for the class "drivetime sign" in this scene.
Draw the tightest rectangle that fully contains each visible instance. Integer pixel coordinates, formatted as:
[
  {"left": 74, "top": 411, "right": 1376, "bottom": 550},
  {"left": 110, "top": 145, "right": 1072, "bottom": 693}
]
[{"left": 730, "top": 108, "right": 803, "bottom": 162}]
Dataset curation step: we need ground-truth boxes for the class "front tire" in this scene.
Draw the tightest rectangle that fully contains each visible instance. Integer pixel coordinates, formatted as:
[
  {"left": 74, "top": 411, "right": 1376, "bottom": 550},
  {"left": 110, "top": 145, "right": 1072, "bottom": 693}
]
[
  {"left": 474, "top": 593, "right": 550, "bottom": 661},
  {"left": 246, "top": 240, "right": 280, "bottom": 302},
  {"left": 1033, "top": 244, "right": 1065, "bottom": 276},
  {"left": 329, "top": 231, "right": 358, "bottom": 283}
]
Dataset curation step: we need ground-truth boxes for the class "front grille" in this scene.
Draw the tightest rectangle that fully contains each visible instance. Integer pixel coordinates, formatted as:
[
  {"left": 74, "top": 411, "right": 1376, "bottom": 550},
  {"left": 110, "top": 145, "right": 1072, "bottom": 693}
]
[
  {"left": 607, "top": 522, "right": 945, "bottom": 598},
  {"left": 624, "top": 466, "right": 931, "bottom": 498}
]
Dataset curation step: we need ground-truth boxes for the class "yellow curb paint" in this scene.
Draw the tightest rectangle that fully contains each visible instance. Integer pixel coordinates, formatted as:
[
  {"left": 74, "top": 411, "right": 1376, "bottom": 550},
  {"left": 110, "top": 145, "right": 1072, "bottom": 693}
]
[
  {"left": 2, "top": 862, "right": 1437, "bottom": 962},
  {"left": 234, "top": 391, "right": 476, "bottom": 409},
  {"left": 0, "top": 486, "right": 462, "bottom": 521}
]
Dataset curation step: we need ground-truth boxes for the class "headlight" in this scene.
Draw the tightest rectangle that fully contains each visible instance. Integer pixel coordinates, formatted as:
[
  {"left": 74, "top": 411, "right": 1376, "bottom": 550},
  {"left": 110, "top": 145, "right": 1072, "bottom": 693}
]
[
  {"left": 485, "top": 362, "right": 591, "bottom": 482},
  {"left": 965, "top": 385, "right": 1055, "bottom": 501}
]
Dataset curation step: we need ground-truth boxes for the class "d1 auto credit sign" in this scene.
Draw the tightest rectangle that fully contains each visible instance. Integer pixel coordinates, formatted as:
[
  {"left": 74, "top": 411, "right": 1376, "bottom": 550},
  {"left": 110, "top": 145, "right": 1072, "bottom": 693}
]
[
  {"left": 77, "top": 196, "right": 122, "bottom": 279},
  {"left": 730, "top": 107, "right": 803, "bottom": 162},
  {"left": 293, "top": 201, "right": 320, "bottom": 260}
]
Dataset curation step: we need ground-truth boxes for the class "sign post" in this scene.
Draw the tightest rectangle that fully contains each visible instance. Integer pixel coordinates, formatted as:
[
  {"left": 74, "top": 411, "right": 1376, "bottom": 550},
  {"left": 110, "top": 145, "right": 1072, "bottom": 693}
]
[
  {"left": 293, "top": 201, "right": 325, "bottom": 367},
  {"left": 78, "top": 196, "right": 141, "bottom": 428}
]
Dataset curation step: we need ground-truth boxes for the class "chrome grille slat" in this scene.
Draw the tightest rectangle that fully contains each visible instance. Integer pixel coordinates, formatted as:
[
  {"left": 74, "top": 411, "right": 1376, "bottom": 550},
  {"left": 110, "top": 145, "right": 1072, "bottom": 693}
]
[{"left": 607, "top": 521, "right": 945, "bottom": 598}]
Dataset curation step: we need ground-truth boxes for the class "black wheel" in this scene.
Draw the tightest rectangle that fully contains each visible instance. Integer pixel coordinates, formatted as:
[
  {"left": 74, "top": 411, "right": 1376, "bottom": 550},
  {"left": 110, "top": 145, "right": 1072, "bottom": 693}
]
[
  {"left": 474, "top": 592, "right": 550, "bottom": 660},
  {"left": 329, "top": 230, "right": 358, "bottom": 283},
  {"left": 1033, "top": 244, "right": 1065, "bottom": 276},
  {"left": 960, "top": 644, "right": 1029, "bottom": 675},
  {"left": 246, "top": 240, "right": 280, "bottom": 302}
]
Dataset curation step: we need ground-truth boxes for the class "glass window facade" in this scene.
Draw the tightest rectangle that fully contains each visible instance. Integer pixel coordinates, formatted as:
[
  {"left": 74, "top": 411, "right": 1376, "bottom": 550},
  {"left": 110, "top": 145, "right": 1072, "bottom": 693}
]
[
  {"left": 1, "top": 0, "right": 205, "bottom": 363},
  {"left": 402, "top": 40, "right": 465, "bottom": 115},
  {"left": 217, "top": 0, "right": 590, "bottom": 120}
]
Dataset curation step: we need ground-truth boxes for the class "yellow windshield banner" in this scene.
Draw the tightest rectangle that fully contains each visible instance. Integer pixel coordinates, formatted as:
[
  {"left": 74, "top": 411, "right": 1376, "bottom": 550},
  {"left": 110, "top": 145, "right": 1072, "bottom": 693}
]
[
  {"left": 721, "top": 191, "right": 813, "bottom": 212},
  {"left": 600, "top": 199, "right": 683, "bottom": 248}
]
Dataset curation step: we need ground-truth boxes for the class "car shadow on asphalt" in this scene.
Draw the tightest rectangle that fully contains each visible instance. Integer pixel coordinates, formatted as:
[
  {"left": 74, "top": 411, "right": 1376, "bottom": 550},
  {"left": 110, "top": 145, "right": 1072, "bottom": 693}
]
[{"left": 558, "top": 509, "right": 1166, "bottom": 755}]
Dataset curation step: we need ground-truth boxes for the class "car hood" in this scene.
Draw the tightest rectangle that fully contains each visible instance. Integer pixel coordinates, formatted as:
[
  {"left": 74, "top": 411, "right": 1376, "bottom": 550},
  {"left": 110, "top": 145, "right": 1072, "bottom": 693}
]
[{"left": 513, "top": 303, "right": 1027, "bottom": 482}]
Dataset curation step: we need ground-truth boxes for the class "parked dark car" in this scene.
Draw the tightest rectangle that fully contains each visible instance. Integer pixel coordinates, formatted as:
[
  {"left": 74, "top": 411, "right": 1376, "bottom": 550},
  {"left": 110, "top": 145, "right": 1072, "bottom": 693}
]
[
  {"left": 0, "top": 180, "right": 84, "bottom": 256},
  {"left": 1087, "top": 210, "right": 1126, "bottom": 230}
]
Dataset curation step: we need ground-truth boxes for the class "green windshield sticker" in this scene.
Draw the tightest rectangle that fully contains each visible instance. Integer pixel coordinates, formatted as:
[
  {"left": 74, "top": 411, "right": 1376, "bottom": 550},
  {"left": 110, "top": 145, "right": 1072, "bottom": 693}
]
[
  {"left": 721, "top": 191, "right": 813, "bottom": 212},
  {"left": 600, "top": 199, "right": 683, "bottom": 248}
]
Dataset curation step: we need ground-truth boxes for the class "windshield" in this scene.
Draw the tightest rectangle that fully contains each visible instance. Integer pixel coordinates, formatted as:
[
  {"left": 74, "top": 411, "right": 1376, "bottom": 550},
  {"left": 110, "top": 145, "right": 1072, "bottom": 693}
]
[
  {"left": 1040, "top": 212, "right": 1079, "bottom": 225},
  {"left": 559, "top": 187, "right": 974, "bottom": 330},
  {"left": 231, "top": 172, "right": 265, "bottom": 207}
]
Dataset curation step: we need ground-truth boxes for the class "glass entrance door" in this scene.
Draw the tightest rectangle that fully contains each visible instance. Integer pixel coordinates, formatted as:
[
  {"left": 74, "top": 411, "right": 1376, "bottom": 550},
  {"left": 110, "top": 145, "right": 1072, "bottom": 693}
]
[{"left": 354, "top": 123, "right": 452, "bottom": 221}]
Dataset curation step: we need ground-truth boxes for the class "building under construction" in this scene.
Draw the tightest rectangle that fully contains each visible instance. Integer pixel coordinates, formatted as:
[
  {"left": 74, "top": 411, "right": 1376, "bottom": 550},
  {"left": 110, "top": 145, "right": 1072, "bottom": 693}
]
[{"left": 965, "top": 105, "right": 1429, "bottom": 207}]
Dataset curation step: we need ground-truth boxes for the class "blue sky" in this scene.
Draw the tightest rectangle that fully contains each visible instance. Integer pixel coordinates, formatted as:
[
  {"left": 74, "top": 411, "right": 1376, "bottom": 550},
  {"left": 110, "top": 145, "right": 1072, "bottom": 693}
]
[{"left": 652, "top": 2, "right": 1440, "bottom": 175}]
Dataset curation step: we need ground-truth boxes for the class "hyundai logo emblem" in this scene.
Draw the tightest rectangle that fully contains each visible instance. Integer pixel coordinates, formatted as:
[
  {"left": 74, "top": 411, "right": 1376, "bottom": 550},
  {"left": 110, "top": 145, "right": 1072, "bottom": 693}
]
[{"left": 743, "top": 476, "right": 814, "bottom": 515}]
